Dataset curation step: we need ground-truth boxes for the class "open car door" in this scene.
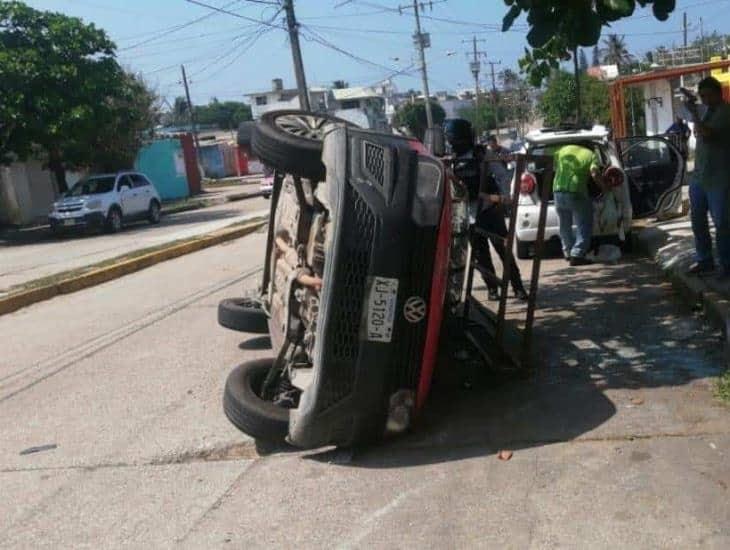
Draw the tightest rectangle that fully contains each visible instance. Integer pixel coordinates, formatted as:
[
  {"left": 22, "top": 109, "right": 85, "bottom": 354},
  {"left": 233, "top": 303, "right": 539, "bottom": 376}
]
[{"left": 615, "top": 136, "right": 685, "bottom": 219}]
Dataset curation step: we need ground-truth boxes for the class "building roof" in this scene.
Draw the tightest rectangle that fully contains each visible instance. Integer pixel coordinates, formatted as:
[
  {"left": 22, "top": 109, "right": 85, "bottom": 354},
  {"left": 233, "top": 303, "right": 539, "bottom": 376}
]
[
  {"left": 244, "top": 89, "right": 299, "bottom": 99},
  {"left": 332, "top": 86, "right": 383, "bottom": 101}
]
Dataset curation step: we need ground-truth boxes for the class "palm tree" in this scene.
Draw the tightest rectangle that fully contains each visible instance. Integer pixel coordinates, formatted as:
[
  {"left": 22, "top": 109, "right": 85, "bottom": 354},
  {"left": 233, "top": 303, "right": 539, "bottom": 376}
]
[{"left": 601, "top": 34, "right": 633, "bottom": 72}]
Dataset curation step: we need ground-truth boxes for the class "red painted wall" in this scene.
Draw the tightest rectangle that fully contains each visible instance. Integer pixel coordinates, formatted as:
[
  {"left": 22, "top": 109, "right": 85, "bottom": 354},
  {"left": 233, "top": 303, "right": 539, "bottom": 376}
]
[{"left": 180, "top": 133, "right": 201, "bottom": 195}]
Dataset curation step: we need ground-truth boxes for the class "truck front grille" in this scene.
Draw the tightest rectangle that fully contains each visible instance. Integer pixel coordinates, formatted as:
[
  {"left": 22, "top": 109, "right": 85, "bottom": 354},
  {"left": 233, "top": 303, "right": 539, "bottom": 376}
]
[{"left": 317, "top": 184, "right": 376, "bottom": 411}]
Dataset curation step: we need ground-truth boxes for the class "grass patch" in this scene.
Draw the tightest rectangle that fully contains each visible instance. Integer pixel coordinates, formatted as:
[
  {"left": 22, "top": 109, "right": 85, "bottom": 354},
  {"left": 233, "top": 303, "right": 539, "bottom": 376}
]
[{"left": 717, "top": 370, "right": 730, "bottom": 404}]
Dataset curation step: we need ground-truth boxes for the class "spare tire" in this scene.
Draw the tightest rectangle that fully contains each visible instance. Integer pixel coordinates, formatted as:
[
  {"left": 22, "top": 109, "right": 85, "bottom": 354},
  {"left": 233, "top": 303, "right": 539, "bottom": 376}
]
[
  {"left": 218, "top": 297, "right": 268, "bottom": 334},
  {"left": 251, "top": 110, "right": 353, "bottom": 180},
  {"left": 223, "top": 358, "right": 289, "bottom": 441}
]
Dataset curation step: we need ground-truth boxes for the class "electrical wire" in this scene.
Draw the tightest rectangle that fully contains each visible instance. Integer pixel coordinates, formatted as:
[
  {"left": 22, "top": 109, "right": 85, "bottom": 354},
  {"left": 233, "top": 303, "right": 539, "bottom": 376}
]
[
  {"left": 183, "top": 0, "right": 286, "bottom": 28},
  {"left": 119, "top": 0, "right": 244, "bottom": 51},
  {"left": 300, "top": 25, "right": 406, "bottom": 74}
]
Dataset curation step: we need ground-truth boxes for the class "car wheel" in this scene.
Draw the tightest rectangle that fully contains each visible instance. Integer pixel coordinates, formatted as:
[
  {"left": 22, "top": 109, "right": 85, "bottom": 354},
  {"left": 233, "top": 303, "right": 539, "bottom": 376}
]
[
  {"left": 148, "top": 200, "right": 161, "bottom": 224},
  {"left": 223, "top": 358, "right": 289, "bottom": 442},
  {"left": 218, "top": 297, "right": 268, "bottom": 334},
  {"left": 105, "top": 207, "right": 122, "bottom": 234},
  {"left": 252, "top": 110, "right": 353, "bottom": 180},
  {"left": 516, "top": 238, "right": 531, "bottom": 259}
]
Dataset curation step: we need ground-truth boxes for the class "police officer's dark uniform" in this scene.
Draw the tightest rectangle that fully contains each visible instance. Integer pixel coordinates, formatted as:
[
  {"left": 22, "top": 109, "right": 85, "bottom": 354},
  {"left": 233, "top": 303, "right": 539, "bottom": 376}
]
[
  {"left": 444, "top": 119, "right": 527, "bottom": 301},
  {"left": 476, "top": 158, "right": 528, "bottom": 301}
]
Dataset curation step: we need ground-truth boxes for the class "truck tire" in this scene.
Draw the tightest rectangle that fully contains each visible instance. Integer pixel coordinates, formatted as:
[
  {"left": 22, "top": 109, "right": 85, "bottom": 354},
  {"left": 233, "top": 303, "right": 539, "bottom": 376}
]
[
  {"left": 251, "top": 110, "right": 353, "bottom": 181},
  {"left": 218, "top": 298, "right": 268, "bottom": 334},
  {"left": 223, "top": 359, "right": 289, "bottom": 441}
]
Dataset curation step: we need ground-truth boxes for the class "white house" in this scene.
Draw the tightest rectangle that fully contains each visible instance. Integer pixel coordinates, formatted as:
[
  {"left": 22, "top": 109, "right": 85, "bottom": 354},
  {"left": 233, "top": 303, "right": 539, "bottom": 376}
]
[
  {"left": 331, "top": 85, "right": 390, "bottom": 130},
  {"left": 244, "top": 79, "right": 333, "bottom": 119}
]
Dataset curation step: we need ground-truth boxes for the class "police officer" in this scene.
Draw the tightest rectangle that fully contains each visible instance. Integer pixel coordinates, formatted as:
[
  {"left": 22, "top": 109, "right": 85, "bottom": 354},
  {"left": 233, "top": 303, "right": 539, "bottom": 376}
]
[{"left": 443, "top": 119, "right": 527, "bottom": 301}]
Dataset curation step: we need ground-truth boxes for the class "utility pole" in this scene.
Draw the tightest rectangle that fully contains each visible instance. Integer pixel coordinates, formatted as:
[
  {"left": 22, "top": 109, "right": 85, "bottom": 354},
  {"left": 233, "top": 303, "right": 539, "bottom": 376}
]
[
  {"left": 400, "top": 0, "right": 434, "bottom": 129},
  {"left": 463, "top": 36, "right": 486, "bottom": 134},
  {"left": 486, "top": 59, "right": 502, "bottom": 132},
  {"left": 181, "top": 65, "right": 200, "bottom": 156},
  {"left": 700, "top": 17, "right": 705, "bottom": 62},
  {"left": 283, "top": 0, "right": 311, "bottom": 111},
  {"left": 682, "top": 11, "right": 687, "bottom": 86}
]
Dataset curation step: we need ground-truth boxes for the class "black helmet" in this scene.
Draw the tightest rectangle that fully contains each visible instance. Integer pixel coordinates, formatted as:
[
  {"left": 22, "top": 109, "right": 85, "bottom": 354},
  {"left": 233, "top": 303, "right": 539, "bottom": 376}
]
[{"left": 443, "top": 118, "right": 474, "bottom": 155}]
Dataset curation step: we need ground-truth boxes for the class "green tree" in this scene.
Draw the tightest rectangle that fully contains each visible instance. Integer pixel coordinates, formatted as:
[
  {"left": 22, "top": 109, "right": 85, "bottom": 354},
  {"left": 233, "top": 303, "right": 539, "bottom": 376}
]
[
  {"left": 195, "top": 98, "right": 252, "bottom": 130},
  {"left": 501, "top": 0, "right": 676, "bottom": 86},
  {"left": 64, "top": 72, "right": 159, "bottom": 172},
  {"left": 499, "top": 69, "right": 532, "bottom": 135},
  {"left": 0, "top": 1, "right": 157, "bottom": 191},
  {"left": 457, "top": 101, "right": 506, "bottom": 134},
  {"left": 539, "top": 71, "right": 610, "bottom": 127},
  {"left": 601, "top": 33, "right": 633, "bottom": 72},
  {"left": 393, "top": 101, "right": 445, "bottom": 140},
  {"left": 172, "top": 97, "right": 189, "bottom": 125}
]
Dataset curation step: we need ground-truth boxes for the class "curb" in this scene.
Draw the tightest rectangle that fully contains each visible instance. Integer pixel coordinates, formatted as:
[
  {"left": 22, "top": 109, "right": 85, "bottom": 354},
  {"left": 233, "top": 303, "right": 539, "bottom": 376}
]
[
  {"left": 636, "top": 225, "right": 730, "bottom": 364},
  {"left": 0, "top": 216, "right": 268, "bottom": 316}
]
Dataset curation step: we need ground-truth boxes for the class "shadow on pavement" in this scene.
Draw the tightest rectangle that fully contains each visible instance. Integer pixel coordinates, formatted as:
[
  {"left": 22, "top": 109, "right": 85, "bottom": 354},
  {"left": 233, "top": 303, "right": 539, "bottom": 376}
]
[
  {"left": 239, "top": 335, "right": 272, "bottom": 350},
  {"left": 308, "top": 256, "right": 724, "bottom": 469}
]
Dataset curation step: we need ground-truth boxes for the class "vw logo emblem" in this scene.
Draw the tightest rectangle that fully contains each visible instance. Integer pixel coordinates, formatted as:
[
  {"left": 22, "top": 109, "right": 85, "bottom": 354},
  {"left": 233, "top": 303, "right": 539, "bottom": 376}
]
[{"left": 403, "top": 296, "right": 427, "bottom": 323}]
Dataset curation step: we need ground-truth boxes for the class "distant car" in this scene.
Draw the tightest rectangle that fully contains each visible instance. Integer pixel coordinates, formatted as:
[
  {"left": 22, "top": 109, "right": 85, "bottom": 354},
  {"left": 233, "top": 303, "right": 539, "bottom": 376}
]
[
  {"left": 511, "top": 126, "right": 685, "bottom": 258},
  {"left": 260, "top": 174, "right": 274, "bottom": 199},
  {"left": 49, "top": 171, "right": 162, "bottom": 235}
]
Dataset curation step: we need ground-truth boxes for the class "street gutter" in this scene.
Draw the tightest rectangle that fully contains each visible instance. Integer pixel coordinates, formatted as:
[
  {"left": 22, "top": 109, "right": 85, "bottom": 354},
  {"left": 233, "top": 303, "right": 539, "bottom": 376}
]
[{"left": 636, "top": 223, "right": 730, "bottom": 368}]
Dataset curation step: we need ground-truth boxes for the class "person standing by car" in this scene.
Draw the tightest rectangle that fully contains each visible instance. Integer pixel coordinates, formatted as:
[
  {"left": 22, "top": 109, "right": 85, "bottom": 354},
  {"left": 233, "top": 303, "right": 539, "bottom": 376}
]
[
  {"left": 444, "top": 120, "right": 497, "bottom": 297},
  {"left": 666, "top": 115, "right": 691, "bottom": 158},
  {"left": 444, "top": 119, "right": 527, "bottom": 300},
  {"left": 485, "top": 135, "right": 513, "bottom": 196},
  {"left": 552, "top": 144, "right": 603, "bottom": 266},
  {"left": 684, "top": 76, "right": 730, "bottom": 278},
  {"left": 477, "top": 161, "right": 528, "bottom": 301}
]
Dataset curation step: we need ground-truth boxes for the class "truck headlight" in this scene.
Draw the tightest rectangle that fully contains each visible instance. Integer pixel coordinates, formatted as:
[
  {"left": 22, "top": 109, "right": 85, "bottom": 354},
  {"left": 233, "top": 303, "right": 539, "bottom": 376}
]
[
  {"left": 85, "top": 199, "right": 102, "bottom": 210},
  {"left": 411, "top": 158, "right": 443, "bottom": 227}
]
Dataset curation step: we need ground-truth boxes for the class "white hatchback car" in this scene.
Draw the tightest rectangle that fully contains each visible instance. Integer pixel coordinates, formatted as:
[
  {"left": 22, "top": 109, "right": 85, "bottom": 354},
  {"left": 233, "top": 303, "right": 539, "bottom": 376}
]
[
  {"left": 49, "top": 171, "right": 162, "bottom": 235},
  {"left": 509, "top": 126, "right": 685, "bottom": 258}
]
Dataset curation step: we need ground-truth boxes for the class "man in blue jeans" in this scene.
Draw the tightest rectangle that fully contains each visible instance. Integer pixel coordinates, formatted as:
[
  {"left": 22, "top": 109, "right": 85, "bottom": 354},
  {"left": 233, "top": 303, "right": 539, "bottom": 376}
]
[
  {"left": 685, "top": 76, "right": 730, "bottom": 278},
  {"left": 552, "top": 144, "right": 604, "bottom": 266}
]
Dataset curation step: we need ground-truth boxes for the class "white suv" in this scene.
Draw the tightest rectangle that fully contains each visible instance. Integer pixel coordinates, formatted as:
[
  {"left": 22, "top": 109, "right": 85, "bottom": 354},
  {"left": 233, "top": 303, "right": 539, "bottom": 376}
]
[
  {"left": 510, "top": 126, "right": 685, "bottom": 258},
  {"left": 49, "top": 171, "right": 162, "bottom": 235}
]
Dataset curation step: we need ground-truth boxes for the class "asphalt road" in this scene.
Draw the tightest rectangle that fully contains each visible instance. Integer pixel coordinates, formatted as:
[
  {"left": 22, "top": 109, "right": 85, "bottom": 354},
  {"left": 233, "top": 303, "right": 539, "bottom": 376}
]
[
  {"left": 1, "top": 233, "right": 728, "bottom": 548},
  {"left": 0, "top": 196, "right": 270, "bottom": 292}
]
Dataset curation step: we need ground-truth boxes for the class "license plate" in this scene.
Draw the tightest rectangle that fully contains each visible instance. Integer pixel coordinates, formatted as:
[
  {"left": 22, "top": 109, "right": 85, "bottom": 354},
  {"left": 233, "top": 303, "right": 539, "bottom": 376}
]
[
  {"left": 366, "top": 276, "right": 398, "bottom": 342},
  {"left": 63, "top": 219, "right": 76, "bottom": 226}
]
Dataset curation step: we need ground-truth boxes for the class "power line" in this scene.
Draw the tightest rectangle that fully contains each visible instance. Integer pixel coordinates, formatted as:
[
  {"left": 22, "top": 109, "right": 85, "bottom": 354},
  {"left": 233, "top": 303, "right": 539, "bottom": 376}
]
[
  {"left": 300, "top": 26, "right": 404, "bottom": 74},
  {"left": 183, "top": 0, "right": 286, "bottom": 29},
  {"left": 190, "top": 25, "right": 277, "bottom": 82},
  {"left": 120, "top": 0, "right": 244, "bottom": 51}
]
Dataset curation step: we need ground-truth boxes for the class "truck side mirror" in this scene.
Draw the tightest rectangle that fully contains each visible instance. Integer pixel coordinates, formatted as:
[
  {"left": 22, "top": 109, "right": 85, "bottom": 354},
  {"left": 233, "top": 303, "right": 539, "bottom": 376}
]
[{"left": 423, "top": 127, "right": 445, "bottom": 157}]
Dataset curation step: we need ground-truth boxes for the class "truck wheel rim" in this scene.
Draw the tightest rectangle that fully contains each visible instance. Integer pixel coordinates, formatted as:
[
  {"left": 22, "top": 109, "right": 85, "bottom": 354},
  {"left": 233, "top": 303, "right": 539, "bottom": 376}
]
[{"left": 274, "top": 114, "right": 335, "bottom": 141}]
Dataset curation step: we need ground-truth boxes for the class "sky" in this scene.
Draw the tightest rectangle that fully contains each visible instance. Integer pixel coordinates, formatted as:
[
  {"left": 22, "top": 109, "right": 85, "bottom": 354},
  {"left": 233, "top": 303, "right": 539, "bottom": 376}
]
[{"left": 24, "top": 0, "right": 730, "bottom": 106}]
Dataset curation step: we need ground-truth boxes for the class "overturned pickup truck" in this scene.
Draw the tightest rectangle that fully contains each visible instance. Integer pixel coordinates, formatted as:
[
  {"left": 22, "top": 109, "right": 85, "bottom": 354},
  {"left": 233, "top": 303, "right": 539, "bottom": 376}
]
[{"left": 218, "top": 110, "right": 467, "bottom": 449}]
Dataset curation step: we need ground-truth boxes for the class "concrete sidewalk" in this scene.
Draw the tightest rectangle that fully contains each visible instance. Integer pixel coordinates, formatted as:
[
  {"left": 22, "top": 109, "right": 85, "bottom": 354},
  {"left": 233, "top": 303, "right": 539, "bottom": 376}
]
[{"left": 637, "top": 216, "right": 730, "bottom": 348}]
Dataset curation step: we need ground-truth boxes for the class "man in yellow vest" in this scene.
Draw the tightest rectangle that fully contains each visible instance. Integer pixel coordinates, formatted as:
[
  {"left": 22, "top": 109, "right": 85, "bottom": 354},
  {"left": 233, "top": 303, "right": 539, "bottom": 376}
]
[{"left": 552, "top": 144, "right": 603, "bottom": 266}]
